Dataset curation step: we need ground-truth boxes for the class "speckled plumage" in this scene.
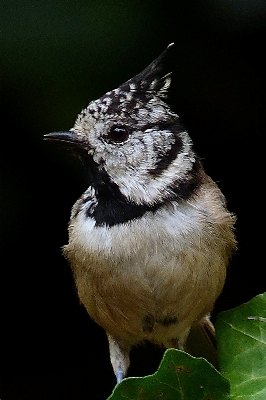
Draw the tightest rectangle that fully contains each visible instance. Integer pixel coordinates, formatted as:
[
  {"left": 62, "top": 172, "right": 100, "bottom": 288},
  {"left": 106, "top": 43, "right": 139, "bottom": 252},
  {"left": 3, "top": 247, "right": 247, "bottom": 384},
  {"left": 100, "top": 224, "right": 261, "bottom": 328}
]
[{"left": 45, "top": 43, "right": 236, "bottom": 383}]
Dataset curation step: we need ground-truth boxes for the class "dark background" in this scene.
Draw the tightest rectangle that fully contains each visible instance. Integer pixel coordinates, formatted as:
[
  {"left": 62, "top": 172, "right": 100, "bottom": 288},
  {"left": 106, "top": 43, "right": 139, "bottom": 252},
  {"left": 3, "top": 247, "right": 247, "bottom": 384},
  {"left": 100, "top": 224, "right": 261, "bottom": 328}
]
[{"left": 1, "top": 1, "right": 266, "bottom": 399}]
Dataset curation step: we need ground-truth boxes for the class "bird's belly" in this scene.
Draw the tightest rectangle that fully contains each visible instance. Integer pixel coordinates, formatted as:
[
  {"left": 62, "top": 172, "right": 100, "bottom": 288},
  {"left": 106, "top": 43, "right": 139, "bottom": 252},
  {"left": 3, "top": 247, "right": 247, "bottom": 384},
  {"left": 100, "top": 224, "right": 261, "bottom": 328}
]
[
  {"left": 71, "top": 254, "right": 218, "bottom": 346},
  {"left": 64, "top": 209, "right": 228, "bottom": 344}
]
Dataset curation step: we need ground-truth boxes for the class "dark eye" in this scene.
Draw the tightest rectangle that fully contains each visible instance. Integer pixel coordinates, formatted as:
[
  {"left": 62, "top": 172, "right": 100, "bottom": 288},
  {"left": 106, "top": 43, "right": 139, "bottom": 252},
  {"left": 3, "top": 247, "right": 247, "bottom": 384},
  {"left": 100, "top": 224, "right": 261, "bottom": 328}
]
[{"left": 109, "top": 126, "right": 129, "bottom": 142}]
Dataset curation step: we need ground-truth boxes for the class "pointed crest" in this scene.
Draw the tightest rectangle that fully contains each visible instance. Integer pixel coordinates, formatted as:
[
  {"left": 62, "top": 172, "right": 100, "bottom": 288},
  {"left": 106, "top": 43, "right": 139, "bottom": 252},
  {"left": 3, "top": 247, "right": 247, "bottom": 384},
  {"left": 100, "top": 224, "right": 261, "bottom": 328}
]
[{"left": 120, "top": 43, "right": 174, "bottom": 99}]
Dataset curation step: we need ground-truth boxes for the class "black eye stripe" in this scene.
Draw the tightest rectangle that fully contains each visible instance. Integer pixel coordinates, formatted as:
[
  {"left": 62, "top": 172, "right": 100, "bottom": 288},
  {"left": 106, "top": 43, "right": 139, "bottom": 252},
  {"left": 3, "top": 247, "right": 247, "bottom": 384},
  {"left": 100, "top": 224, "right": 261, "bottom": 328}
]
[{"left": 149, "top": 132, "right": 183, "bottom": 177}]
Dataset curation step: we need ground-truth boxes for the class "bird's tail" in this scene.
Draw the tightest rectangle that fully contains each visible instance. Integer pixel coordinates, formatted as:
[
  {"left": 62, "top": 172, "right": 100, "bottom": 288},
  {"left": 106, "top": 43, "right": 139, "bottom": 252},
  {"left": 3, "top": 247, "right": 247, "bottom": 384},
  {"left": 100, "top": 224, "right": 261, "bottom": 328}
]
[{"left": 184, "top": 315, "right": 219, "bottom": 369}]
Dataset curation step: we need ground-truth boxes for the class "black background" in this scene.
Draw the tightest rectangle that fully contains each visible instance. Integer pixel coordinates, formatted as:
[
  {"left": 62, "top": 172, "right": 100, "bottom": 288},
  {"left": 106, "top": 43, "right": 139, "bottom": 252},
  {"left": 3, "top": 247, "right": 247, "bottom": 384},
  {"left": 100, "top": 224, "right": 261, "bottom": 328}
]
[{"left": 1, "top": 1, "right": 266, "bottom": 399}]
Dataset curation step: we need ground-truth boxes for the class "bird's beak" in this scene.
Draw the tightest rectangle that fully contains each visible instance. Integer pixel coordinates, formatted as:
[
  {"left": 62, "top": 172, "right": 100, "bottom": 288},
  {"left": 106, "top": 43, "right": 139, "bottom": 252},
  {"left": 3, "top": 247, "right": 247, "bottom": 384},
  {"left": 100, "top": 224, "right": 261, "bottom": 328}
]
[{"left": 44, "top": 131, "right": 85, "bottom": 150}]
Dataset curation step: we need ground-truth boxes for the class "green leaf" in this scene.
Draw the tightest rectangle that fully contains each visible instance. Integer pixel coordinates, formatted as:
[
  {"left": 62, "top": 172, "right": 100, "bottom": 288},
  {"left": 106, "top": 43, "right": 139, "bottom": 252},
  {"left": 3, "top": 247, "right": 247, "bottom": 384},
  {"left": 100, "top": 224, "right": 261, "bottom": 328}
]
[
  {"left": 216, "top": 292, "right": 266, "bottom": 400},
  {"left": 107, "top": 348, "right": 230, "bottom": 400}
]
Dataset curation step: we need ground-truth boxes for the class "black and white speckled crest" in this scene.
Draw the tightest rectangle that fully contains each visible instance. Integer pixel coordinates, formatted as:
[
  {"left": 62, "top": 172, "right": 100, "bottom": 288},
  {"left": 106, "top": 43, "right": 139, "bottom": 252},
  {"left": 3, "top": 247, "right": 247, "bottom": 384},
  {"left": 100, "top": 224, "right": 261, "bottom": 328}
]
[{"left": 85, "top": 43, "right": 174, "bottom": 121}]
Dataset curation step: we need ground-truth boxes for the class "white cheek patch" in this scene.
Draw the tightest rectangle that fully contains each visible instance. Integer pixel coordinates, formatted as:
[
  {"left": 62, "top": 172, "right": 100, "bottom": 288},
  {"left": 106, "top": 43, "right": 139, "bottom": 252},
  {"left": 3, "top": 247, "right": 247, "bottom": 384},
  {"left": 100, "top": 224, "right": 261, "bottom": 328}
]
[{"left": 108, "top": 130, "right": 195, "bottom": 205}]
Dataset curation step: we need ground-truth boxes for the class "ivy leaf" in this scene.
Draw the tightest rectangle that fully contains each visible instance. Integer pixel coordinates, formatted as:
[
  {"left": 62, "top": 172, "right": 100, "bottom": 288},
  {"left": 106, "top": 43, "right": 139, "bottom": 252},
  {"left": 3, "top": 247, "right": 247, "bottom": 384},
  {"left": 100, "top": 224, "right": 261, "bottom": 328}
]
[
  {"left": 216, "top": 292, "right": 266, "bottom": 400},
  {"left": 107, "top": 348, "right": 230, "bottom": 400}
]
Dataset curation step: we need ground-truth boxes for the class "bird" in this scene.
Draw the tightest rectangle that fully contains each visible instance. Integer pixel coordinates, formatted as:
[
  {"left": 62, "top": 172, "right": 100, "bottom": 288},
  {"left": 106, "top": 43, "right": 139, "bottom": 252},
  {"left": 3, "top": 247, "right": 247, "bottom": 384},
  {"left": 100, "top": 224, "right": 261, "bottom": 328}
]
[{"left": 44, "top": 43, "right": 236, "bottom": 383}]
